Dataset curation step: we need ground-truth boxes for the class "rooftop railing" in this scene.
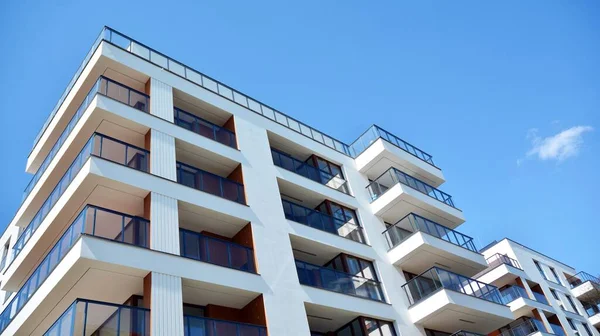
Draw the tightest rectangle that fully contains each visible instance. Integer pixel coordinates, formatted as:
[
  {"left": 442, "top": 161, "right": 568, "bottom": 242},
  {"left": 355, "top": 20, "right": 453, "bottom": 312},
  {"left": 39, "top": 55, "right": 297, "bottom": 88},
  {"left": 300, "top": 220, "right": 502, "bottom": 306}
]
[
  {"left": 184, "top": 315, "right": 267, "bottom": 336},
  {"left": 367, "top": 167, "right": 456, "bottom": 208},
  {"left": 295, "top": 259, "right": 385, "bottom": 302},
  {"left": 24, "top": 76, "right": 148, "bottom": 202},
  {"left": 349, "top": 125, "right": 436, "bottom": 167},
  {"left": 499, "top": 285, "right": 529, "bottom": 304},
  {"left": 0, "top": 205, "right": 149, "bottom": 334},
  {"left": 44, "top": 298, "right": 150, "bottom": 335},
  {"left": 282, "top": 199, "right": 364, "bottom": 243},
  {"left": 402, "top": 267, "right": 503, "bottom": 306},
  {"left": 179, "top": 229, "right": 255, "bottom": 273},
  {"left": 499, "top": 318, "right": 546, "bottom": 336},
  {"left": 174, "top": 107, "right": 236, "bottom": 148},
  {"left": 33, "top": 27, "right": 437, "bottom": 173},
  {"left": 176, "top": 162, "right": 245, "bottom": 204},
  {"left": 11, "top": 133, "right": 149, "bottom": 266},
  {"left": 567, "top": 271, "right": 600, "bottom": 288},
  {"left": 485, "top": 253, "right": 522, "bottom": 270},
  {"left": 383, "top": 213, "right": 476, "bottom": 252},
  {"left": 271, "top": 148, "right": 349, "bottom": 194}
]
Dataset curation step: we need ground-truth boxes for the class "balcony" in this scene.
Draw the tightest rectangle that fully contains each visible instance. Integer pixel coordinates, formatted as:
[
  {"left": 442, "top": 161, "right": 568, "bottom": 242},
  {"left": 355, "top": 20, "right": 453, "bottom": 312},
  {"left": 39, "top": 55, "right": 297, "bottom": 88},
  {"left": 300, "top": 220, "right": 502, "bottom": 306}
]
[
  {"left": 0, "top": 205, "right": 149, "bottom": 334},
  {"left": 450, "top": 332, "right": 485, "bottom": 336},
  {"left": 475, "top": 254, "right": 528, "bottom": 288},
  {"left": 367, "top": 167, "right": 464, "bottom": 228},
  {"left": 271, "top": 148, "right": 349, "bottom": 195},
  {"left": 176, "top": 161, "right": 245, "bottom": 204},
  {"left": 498, "top": 318, "right": 550, "bottom": 336},
  {"left": 402, "top": 267, "right": 513, "bottom": 334},
  {"left": 350, "top": 125, "right": 445, "bottom": 187},
  {"left": 23, "top": 76, "right": 148, "bottom": 203},
  {"left": 499, "top": 286, "right": 552, "bottom": 317},
  {"left": 567, "top": 272, "right": 600, "bottom": 302},
  {"left": 184, "top": 315, "right": 267, "bottom": 336},
  {"left": 383, "top": 213, "right": 486, "bottom": 276},
  {"left": 584, "top": 304, "right": 600, "bottom": 327},
  {"left": 282, "top": 199, "right": 364, "bottom": 244},
  {"left": 179, "top": 229, "right": 256, "bottom": 273},
  {"left": 174, "top": 107, "right": 237, "bottom": 148},
  {"left": 295, "top": 260, "right": 385, "bottom": 302},
  {"left": 44, "top": 299, "right": 150, "bottom": 335},
  {"left": 10, "top": 133, "right": 149, "bottom": 269}
]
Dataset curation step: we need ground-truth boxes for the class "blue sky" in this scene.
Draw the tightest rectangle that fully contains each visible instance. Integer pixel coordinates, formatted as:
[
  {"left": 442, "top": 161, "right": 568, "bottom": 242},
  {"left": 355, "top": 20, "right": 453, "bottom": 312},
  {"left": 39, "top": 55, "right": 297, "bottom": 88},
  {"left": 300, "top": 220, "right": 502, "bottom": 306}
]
[{"left": 0, "top": 1, "right": 598, "bottom": 272}]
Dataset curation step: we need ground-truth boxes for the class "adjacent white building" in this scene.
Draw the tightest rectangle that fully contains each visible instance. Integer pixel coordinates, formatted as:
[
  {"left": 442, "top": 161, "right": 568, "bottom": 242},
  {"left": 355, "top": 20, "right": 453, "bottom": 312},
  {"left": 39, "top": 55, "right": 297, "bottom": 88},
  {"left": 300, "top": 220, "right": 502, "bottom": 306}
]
[{"left": 0, "top": 26, "right": 595, "bottom": 336}]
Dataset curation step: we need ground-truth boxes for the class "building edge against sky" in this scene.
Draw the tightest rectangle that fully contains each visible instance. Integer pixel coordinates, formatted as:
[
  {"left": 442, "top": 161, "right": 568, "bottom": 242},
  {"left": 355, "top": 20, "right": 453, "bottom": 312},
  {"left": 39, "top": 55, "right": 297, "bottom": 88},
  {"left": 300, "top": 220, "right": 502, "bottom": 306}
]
[{"left": 0, "top": 26, "right": 596, "bottom": 336}]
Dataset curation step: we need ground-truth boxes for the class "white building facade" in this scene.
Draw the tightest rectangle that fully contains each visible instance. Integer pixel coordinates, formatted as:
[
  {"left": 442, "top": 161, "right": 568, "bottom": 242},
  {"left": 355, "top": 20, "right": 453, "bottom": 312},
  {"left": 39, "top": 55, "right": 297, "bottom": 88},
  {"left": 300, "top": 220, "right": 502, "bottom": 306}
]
[
  {"left": 476, "top": 239, "right": 600, "bottom": 336},
  {"left": 0, "top": 26, "right": 595, "bottom": 336}
]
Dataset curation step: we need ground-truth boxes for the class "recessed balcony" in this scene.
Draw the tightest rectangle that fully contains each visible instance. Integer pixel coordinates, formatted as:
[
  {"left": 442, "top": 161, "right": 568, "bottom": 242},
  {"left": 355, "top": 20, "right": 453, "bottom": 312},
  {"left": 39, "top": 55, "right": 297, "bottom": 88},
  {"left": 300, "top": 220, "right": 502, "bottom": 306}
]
[
  {"left": 499, "top": 285, "right": 552, "bottom": 317},
  {"left": 584, "top": 304, "right": 600, "bottom": 327},
  {"left": 497, "top": 317, "right": 552, "bottom": 336},
  {"left": 176, "top": 162, "right": 245, "bottom": 204},
  {"left": 402, "top": 267, "right": 513, "bottom": 334},
  {"left": 174, "top": 106, "right": 237, "bottom": 149},
  {"left": 383, "top": 213, "right": 486, "bottom": 276},
  {"left": 567, "top": 272, "right": 600, "bottom": 302},
  {"left": 271, "top": 148, "right": 350, "bottom": 195},
  {"left": 349, "top": 125, "right": 445, "bottom": 187},
  {"left": 282, "top": 199, "right": 365, "bottom": 244},
  {"left": 367, "top": 167, "right": 464, "bottom": 228},
  {"left": 295, "top": 259, "right": 385, "bottom": 303}
]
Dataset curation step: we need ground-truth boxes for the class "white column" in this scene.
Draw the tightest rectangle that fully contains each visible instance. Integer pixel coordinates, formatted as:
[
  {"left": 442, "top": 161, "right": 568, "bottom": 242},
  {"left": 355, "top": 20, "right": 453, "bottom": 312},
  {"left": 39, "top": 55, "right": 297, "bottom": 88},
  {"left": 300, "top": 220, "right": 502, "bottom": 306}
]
[
  {"left": 234, "top": 118, "right": 311, "bottom": 336},
  {"left": 149, "top": 129, "right": 176, "bottom": 181},
  {"left": 149, "top": 78, "right": 174, "bottom": 122},
  {"left": 150, "top": 272, "right": 184, "bottom": 336},
  {"left": 536, "top": 308, "right": 554, "bottom": 334},
  {"left": 149, "top": 192, "right": 179, "bottom": 255}
]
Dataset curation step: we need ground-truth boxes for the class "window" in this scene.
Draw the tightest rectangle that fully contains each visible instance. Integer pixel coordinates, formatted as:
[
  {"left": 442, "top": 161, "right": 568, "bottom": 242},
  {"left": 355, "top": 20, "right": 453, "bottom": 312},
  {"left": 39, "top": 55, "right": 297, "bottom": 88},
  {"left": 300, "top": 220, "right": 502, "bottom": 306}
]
[
  {"left": 582, "top": 323, "right": 593, "bottom": 336},
  {"left": 549, "top": 267, "right": 562, "bottom": 285},
  {"left": 534, "top": 260, "right": 548, "bottom": 280},
  {"left": 565, "top": 294, "right": 579, "bottom": 313},
  {"left": 550, "top": 289, "right": 560, "bottom": 300},
  {"left": 567, "top": 318, "right": 577, "bottom": 331},
  {"left": 0, "top": 242, "right": 9, "bottom": 271}
]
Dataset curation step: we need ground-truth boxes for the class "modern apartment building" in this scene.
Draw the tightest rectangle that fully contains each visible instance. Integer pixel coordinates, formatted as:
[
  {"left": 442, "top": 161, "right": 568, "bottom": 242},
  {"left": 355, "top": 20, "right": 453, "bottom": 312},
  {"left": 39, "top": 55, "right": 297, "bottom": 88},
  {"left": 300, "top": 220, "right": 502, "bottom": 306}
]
[
  {"left": 0, "top": 26, "right": 595, "bottom": 336},
  {"left": 476, "top": 239, "right": 600, "bottom": 336}
]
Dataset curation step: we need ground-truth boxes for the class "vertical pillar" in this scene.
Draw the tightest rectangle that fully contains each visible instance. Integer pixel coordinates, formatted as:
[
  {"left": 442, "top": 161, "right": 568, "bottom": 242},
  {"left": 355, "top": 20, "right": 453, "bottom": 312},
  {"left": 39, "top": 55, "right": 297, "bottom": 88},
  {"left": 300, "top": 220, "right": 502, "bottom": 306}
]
[
  {"left": 144, "top": 272, "right": 184, "bottom": 336},
  {"left": 517, "top": 276, "right": 535, "bottom": 299},
  {"left": 233, "top": 118, "right": 310, "bottom": 335},
  {"left": 533, "top": 308, "right": 553, "bottom": 333},
  {"left": 147, "top": 78, "right": 174, "bottom": 122},
  {"left": 149, "top": 192, "right": 179, "bottom": 254},
  {"left": 149, "top": 130, "right": 177, "bottom": 181}
]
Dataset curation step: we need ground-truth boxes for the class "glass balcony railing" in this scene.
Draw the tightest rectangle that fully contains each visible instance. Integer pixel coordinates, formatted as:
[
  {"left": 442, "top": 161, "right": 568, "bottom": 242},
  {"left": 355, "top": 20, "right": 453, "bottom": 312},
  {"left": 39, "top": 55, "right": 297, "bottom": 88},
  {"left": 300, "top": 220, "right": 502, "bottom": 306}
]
[
  {"left": 532, "top": 291, "right": 549, "bottom": 305},
  {"left": 271, "top": 148, "right": 349, "bottom": 194},
  {"left": 349, "top": 125, "right": 437, "bottom": 167},
  {"left": 550, "top": 323, "right": 566, "bottom": 336},
  {"left": 44, "top": 299, "right": 150, "bottom": 335},
  {"left": 24, "top": 76, "right": 149, "bottom": 202},
  {"left": 295, "top": 260, "right": 385, "bottom": 302},
  {"left": 402, "top": 267, "right": 503, "bottom": 306},
  {"left": 567, "top": 271, "right": 600, "bottom": 288},
  {"left": 184, "top": 315, "right": 267, "bottom": 336},
  {"left": 383, "top": 213, "right": 476, "bottom": 252},
  {"left": 11, "top": 133, "right": 149, "bottom": 265},
  {"left": 176, "top": 162, "right": 245, "bottom": 204},
  {"left": 485, "top": 253, "right": 522, "bottom": 270},
  {"left": 179, "top": 229, "right": 255, "bottom": 273},
  {"left": 282, "top": 199, "right": 364, "bottom": 243},
  {"left": 0, "top": 205, "right": 149, "bottom": 334},
  {"left": 174, "top": 107, "right": 236, "bottom": 148},
  {"left": 367, "top": 167, "right": 456, "bottom": 208},
  {"left": 500, "top": 318, "right": 546, "bottom": 336},
  {"left": 450, "top": 331, "right": 485, "bottom": 336},
  {"left": 499, "top": 285, "right": 529, "bottom": 304}
]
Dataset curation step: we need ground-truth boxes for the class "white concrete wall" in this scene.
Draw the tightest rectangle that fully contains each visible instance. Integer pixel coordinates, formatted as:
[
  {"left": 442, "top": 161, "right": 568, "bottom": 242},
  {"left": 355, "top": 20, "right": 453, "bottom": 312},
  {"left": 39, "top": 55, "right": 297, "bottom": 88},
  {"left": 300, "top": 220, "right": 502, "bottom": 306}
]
[
  {"left": 149, "top": 78, "right": 174, "bottom": 122},
  {"left": 149, "top": 192, "right": 180, "bottom": 254},
  {"left": 150, "top": 272, "right": 184, "bottom": 336},
  {"left": 150, "top": 129, "right": 176, "bottom": 181}
]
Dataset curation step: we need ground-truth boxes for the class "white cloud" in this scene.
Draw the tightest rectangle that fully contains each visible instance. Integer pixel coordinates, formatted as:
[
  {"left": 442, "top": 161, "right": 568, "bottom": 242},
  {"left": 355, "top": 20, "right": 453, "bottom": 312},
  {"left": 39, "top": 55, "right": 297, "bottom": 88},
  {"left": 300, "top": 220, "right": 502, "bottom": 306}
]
[{"left": 526, "top": 126, "right": 594, "bottom": 162}]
